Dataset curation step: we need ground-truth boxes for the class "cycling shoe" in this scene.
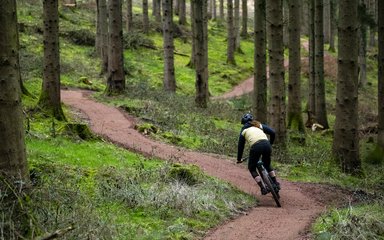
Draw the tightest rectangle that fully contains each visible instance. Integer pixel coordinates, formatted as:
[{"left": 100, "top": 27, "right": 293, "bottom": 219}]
[{"left": 261, "top": 187, "right": 269, "bottom": 195}]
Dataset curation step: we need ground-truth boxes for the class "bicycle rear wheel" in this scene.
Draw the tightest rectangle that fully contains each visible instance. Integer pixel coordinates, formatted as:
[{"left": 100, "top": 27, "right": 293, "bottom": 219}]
[{"left": 262, "top": 171, "right": 281, "bottom": 207}]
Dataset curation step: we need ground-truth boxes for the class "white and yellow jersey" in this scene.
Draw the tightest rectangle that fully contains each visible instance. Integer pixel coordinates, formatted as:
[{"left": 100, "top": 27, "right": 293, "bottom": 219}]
[{"left": 241, "top": 126, "right": 268, "bottom": 146}]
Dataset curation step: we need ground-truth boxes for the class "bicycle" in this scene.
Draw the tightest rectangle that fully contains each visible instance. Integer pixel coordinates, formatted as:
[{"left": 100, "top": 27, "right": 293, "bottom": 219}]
[{"left": 239, "top": 157, "right": 281, "bottom": 208}]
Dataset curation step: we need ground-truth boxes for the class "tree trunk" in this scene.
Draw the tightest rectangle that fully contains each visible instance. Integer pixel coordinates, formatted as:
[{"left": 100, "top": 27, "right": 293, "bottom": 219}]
[
  {"left": 369, "top": 0, "right": 376, "bottom": 48},
  {"left": 287, "top": 0, "right": 305, "bottom": 133},
  {"left": 39, "top": 0, "right": 65, "bottom": 121},
  {"left": 219, "top": 0, "right": 224, "bottom": 20},
  {"left": 98, "top": 0, "right": 108, "bottom": 75},
  {"left": 163, "top": 0, "right": 176, "bottom": 91},
  {"left": 358, "top": 1, "right": 368, "bottom": 87},
  {"left": 0, "top": 0, "right": 29, "bottom": 183},
  {"left": 106, "top": 0, "right": 125, "bottom": 94},
  {"left": 241, "top": 0, "right": 248, "bottom": 37},
  {"left": 187, "top": 1, "right": 196, "bottom": 68},
  {"left": 96, "top": 0, "right": 101, "bottom": 56},
  {"left": 193, "top": 0, "right": 209, "bottom": 108},
  {"left": 307, "top": 0, "right": 316, "bottom": 127},
  {"left": 175, "top": 0, "right": 179, "bottom": 15},
  {"left": 155, "top": 0, "right": 162, "bottom": 22},
  {"left": 301, "top": 0, "right": 309, "bottom": 36},
  {"left": 212, "top": 0, "right": 217, "bottom": 20},
  {"left": 323, "top": 0, "right": 330, "bottom": 43},
  {"left": 333, "top": 0, "right": 361, "bottom": 174},
  {"left": 283, "top": 0, "right": 289, "bottom": 47},
  {"left": 143, "top": 0, "right": 149, "bottom": 33},
  {"left": 328, "top": 0, "right": 336, "bottom": 52},
  {"left": 234, "top": 0, "right": 241, "bottom": 51},
  {"left": 207, "top": 0, "right": 212, "bottom": 19},
  {"left": 127, "top": 0, "right": 133, "bottom": 31},
  {"left": 179, "top": 0, "right": 186, "bottom": 25},
  {"left": 314, "top": 0, "right": 329, "bottom": 129},
  {"left": 358, "top": 23, "right": 367, "bottom": 87},
  {"left": 253, "top": 0, "right": 267, "bottom": 123},
  {"left": 267, "top": 0, "right": 286, "bottom": 145},
  {"left": 378, "top": 0, "right": 384, "bottom": 148},
  {"left": 227, "top": 0, "right": 236, "bottom": 64}
]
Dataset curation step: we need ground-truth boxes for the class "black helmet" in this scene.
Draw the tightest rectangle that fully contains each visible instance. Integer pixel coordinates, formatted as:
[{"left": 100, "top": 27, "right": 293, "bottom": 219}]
[{"left": 241, "top": 113, "right": 253, "bottom": 124}]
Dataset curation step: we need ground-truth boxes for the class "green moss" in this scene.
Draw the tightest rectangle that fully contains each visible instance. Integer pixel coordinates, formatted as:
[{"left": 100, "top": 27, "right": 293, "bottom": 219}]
[
  {"left": 168, "top": 164, "right": 202, "bottom": 185},
  {"left": 365, "top": 146, "right": 384, "bottom": 165}
]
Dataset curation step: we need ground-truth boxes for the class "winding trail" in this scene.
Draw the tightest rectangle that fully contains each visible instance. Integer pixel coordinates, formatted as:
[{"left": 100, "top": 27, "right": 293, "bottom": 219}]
[{"left": 61, "top": 89, "right": 337, "bottom": 240}]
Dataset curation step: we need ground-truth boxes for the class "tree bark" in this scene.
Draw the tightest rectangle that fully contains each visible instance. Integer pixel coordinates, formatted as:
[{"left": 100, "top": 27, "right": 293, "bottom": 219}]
[
  {"left": 333, "top": 0, "right": 361, "bottom": 174},
  {"left": 253, "top": 0, "right": 267, "bottom": 123},
  {"left": 267, "top": 0, "right": 286, "bottom": 145},
  {"left": 193, "top": 0, "right": 209, "bottom": 108},
  {"left": 368, "top": 0, "right": 376, "bottom": 48},
  {"left": 314, "top": 0, "right": 329, "bottom": 129},
  {"left": 307, "top": 0, "right": 316, "bottom": 127},
  {"left": 187, "top": 1, "right": 196, "bottom": 68},
  {"left": 234, "top": 0, "right": 241, "bottom": 51},
  {"left": 358, "top": 23, "right": 367, "bottom": 87},
  {"left": 0, "top": 0, "right": 29, "bottom": 183},
  {"left": 328, "top": 0, "right": 336, "bottom": 52},
  {"left": 106, "top": 0, "right": 125, "bottom": 94},
  {"left": 212, "top": 0, "right": 217, "bottom": 20},
  {"left": 143, "top": 0, "right": 149, "bottom": 33},
  {"left": 226, "top": 0, "right": 236, "bottom": 65},
  {"left": 154, "top": 0, "right": 162, "bottom": 22},
  {"left": 287, "top": 0, "right": 305, "bottom": 133},
  {"left": 283, "top": 0, "right": 289, "bottom": 47},
  {"left": 358, "top": 1, "right": 368, "bottom": 87},
  {"left": 127, "top": 0, "right": 133, "bottom": 31},
  {"left": 163, "top": 0, "right": 176, "bottom": 91},
  {"left": 179, "top": 0, "right": 186, "bottom": 25},
  {"left": 97, "top": 0, "right": 108, "bottom": 75},
  {"left": 378, "top": 0, "right": 384, "bottom": 148},
  {"left": 241, "top": 0, "right": 248, "bottom": 37},
  {"left": 39, "top": 0, "right": 65, "bottom": 121},
  {"left": 219, "top": 0, "right": 224, "bottom": 20},
  {"left": 301, "top": 0, "right": 309, "bottom": 36},
  {"left": 96, "top": 0, "right": 101, "bottom": 56},
  {"left": 323, "top": 0, "right": 330, "bottom": 43}
]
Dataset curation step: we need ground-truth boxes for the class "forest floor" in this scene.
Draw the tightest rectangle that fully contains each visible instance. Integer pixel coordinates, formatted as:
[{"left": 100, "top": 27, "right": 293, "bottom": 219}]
[
  {"left": 60, "top": 39, "right": 346, "bottom": 240},
  {"left": 61, "top": 86, "right": 357, "bottom": 240}
]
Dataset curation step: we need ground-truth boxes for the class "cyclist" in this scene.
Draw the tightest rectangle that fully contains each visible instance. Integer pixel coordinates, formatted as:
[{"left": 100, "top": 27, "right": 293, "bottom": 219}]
[{"left": 236, "top": 113, "right": 280, "bottom": 195}]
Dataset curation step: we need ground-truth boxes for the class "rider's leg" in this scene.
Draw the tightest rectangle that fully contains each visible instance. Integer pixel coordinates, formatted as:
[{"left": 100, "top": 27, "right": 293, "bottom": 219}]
[
  {"left": 254, "top": 176, "right": 268, "bottom": 195},
  {"left": 248, "top": 147, "right": 268, "bottom": 195},
  {"left": 268, "top": 171, "right": 280, "bottom": 189},
  {"left": 260, "top": 142, "right": 280, "bottom": 189}
]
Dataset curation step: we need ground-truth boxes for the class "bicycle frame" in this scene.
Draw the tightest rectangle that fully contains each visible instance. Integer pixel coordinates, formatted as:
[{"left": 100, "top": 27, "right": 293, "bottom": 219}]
[{"left": 256, "top": 159, "right": 281, "bottom": 207}]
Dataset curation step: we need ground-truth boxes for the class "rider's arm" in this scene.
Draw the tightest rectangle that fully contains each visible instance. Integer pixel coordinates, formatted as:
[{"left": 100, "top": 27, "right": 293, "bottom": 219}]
[
  {"left": 261, "top": 124, "right": 275, "bottom": 145},
  {"left": 237, "top": 131, "right": 246, "bottom": 162}
]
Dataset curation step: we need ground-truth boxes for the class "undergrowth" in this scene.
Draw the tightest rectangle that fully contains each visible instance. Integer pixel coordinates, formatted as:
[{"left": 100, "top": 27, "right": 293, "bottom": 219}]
[
  {"left": 1, "top": 132, "right": 255, "bottom": 239},
  {"left": 313, "top": 199, "right": 384, "bottom": 240}
]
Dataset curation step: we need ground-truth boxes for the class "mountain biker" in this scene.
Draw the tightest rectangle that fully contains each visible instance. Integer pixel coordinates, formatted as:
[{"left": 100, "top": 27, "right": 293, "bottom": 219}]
[{"left": 236, "top": 113, "right": 280, "bottom": 195}]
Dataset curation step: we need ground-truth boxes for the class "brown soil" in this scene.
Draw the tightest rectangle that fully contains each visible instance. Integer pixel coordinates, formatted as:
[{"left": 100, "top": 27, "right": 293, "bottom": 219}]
[{"left": 61, "top": 89, "right": 356, "bottom": 240}]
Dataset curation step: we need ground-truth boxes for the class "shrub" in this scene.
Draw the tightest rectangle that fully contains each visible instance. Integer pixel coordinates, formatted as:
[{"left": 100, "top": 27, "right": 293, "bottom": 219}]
[{"left": 61, "top": 29, "right": 95, "bottom": 46}]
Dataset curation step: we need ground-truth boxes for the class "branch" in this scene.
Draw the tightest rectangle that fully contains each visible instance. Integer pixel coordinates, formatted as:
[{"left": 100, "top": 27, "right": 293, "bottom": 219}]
[{"left": 36, "top": 226, "right": 75, "bottom": 240}]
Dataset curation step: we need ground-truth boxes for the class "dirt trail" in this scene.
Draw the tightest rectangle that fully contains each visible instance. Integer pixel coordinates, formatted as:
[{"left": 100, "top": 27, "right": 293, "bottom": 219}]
[
  {"left": 61, "top": 89, "right": 346, "bottom": 240},
  {"left": 213, "top": 59, "right": 289, "bottom": 100}
]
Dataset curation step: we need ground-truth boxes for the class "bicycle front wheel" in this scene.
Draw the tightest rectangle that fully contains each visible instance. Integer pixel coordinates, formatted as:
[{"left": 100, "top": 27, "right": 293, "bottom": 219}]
[{"left": 262, "top": 171, "right": 281, "bottom": 207}]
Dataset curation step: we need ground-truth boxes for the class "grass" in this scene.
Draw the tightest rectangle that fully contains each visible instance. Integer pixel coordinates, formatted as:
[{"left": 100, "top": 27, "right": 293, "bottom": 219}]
[
  {"left": 313, "top": 201, "right": 384, "bottom": 240},
  {"left": 1, "top": 126, "right": 256, "bottom": 239}
]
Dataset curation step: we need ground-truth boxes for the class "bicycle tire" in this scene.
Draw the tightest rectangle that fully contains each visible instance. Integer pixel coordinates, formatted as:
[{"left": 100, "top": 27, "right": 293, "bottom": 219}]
[{"left": 262, "top": 171, "right": 281, "bottom": 207}]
